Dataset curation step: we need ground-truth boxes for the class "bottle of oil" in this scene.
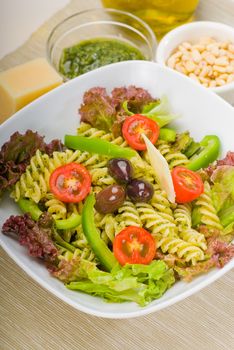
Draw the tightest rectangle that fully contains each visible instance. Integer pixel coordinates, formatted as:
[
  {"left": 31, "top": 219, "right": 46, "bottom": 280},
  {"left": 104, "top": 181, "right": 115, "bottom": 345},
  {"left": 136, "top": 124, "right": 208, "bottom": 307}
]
[{"left": 101, "top": 0, "right": 199, "bottom": 39}]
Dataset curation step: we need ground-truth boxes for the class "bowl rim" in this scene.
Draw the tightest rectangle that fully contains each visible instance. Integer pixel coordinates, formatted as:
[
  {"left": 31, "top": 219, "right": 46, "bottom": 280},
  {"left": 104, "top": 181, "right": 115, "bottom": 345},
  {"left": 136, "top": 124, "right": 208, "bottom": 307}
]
[
  {"left": 46, "top": 7, "right": 157, "bottom": 69},
  {"left": 156, "top": 21, "right": 234, "bottom": 93}
]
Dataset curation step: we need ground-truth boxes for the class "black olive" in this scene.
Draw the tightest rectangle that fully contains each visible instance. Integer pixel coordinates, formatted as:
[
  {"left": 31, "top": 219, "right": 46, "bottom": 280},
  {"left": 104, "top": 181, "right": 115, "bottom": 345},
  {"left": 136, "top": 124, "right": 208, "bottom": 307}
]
[
  {"left": 126, "top": 179, "right": 154, "bottom": 203},
  {"left": 95, "top": 185, "right": 126, "bottom": 214},
  {"left": 107, "top": 158, "right": 133, "bottom": 184}
]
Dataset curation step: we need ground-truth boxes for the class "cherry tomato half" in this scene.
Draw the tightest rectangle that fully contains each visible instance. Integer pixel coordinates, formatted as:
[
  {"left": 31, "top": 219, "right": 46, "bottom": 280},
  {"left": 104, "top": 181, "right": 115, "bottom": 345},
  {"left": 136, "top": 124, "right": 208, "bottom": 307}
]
[
  {"left": 113, "top": 226, "right": 156, "bottom": 265},
  {"left": 49, "top": 163, "right": 91, "bottom": 203},
  {"left": 171, "top": 166, "right": 204, "bottom": 203},
  {"left": 122, "top": 114, "right": 160, "bottom": 151}
]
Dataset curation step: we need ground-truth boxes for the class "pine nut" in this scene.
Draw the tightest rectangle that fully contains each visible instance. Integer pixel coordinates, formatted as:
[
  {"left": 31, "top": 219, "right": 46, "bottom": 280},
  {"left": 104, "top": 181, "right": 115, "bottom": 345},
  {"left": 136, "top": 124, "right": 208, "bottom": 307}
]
[
  {"left": 189, "top": 73, "right": 199, "bottom": 82},
  {"left": 194, "top": 67, "right": 201, "bottom": 75},
  {"left": 205, "top": 53, "right": 215, "bottom": 65},
  {"left": 215, "top": 57, "right": 229, "bottom": 66},
  {"left": 191, "top": 49, "right": 201, "bottom": 63},
  {"left": 219, "top": 73, "right": 228, "bottom": 81},
  {"left": 218, "top": 49, "right": 228, "bottom": 57},
  {"left": 209, "top": 81, "right": 217, "bottom": 88},
  {"left": 213, "top": 65, "right": 226, "bottom": 73},
  {"left": 220, "top": 41, "right": 229, "bottom": 49},
  {"left": 226, "top": 65, "right": 234, "bottom": 73},
  {"left": 184, "top": 61, "right": 196, "bottom": 73},
  {"left": 200, "top": 66, "right": 209, "bottom": 77},
  {"left": 216, "top": 78, "right": 226, "bottom": 86},
  {"left": 181, "top": 54, "right": 190, "bottom": 62},
  {"left": 199, "top": 77, "right": 209, "bottom": 84},
  {"left": 175, "top": 63, "right": 186, "bottom": 74},
  {"left": 193, "top": 44, "right": 206, "bottom": 52}
]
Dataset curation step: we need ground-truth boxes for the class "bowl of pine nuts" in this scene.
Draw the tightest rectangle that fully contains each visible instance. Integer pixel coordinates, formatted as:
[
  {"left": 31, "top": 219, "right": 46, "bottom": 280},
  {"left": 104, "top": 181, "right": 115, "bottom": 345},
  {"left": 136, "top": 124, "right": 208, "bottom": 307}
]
[{"left": 156, "top": 21, "right": 234, "bottom": 105}]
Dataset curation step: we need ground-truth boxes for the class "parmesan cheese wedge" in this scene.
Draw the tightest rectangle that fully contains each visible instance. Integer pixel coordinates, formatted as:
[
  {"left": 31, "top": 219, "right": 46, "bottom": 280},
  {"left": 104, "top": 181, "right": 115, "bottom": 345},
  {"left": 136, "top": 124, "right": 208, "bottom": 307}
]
[
  {"left": 0, "top": 58, "right": 63, "bottom": 123},
  {"left": 142, "top": 134, "right": 175, "bottom": 203}
]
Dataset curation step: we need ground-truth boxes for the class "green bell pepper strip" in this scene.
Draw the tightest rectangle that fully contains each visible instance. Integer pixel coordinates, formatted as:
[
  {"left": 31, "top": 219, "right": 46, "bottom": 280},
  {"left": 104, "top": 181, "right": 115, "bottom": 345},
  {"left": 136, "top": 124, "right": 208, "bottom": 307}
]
[
  {"left": 184, "top": 141, "right": 201, "bottom": 158},
  {"left": 159, "top": 128, "right": 176, "bottom": 142},
  {"left": 186, "top": 135, "right": 221, "bottom": 171},
  {"left": 82, "top": 194, "right": 118, "bottom": 271},
  {"left": 64, "top": 135, "right": 137, "bottom": 159},
  {"left": 17, "top": 198, "right": 81, "bottom": 230},
  {"left": 55, "top": 213, "right": 81, "bottom": 230},
  {"left": 18, "top": 198, "right": 43, "bottom": 221}
]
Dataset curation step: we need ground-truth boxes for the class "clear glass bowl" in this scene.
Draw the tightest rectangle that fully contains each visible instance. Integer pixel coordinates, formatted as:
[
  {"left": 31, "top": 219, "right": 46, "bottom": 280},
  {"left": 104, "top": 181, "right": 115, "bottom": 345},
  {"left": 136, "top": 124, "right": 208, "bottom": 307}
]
[{"left": 47, "top": 8, "right": 157, "bottom": 80}]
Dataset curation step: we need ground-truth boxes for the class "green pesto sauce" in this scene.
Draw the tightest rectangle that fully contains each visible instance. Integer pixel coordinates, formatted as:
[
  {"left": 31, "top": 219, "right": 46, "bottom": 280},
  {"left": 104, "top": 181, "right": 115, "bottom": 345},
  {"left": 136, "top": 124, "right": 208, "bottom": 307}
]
[{"left": 59, "top": 38, "right": 145, "bottom": 79}]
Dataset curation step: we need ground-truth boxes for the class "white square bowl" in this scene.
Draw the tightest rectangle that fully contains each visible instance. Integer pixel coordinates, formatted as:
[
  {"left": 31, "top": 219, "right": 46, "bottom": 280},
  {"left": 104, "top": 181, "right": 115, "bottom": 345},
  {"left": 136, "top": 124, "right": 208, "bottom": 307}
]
[{"left": 0, "top": 61, "right": 234, "bottom": 318}]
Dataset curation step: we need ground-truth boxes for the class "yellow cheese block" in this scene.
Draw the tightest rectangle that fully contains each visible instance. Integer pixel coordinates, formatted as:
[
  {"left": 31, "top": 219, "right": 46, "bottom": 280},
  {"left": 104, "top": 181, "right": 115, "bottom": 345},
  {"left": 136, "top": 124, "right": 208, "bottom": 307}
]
[{"left": 0, "top": 58, "right": 63, "bottom": 123}]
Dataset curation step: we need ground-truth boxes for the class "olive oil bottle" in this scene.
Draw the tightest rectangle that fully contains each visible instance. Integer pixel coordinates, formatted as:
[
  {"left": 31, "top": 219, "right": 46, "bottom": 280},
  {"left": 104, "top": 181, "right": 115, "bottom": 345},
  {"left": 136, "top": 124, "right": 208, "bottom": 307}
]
[{"left": 102, "top": 0, "right": 199, "bottom": 39}]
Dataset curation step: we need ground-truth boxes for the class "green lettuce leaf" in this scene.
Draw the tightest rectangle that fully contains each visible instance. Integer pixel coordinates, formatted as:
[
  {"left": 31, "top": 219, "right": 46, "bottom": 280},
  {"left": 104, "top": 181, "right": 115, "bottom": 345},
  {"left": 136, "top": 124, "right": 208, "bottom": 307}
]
[
  {"left": 66, "top": 260, "right": 175, "bottom": 306},
  {"left": 211, "top": 166, "right": 234, "bottom": 213},
  {"left": 210, "top": 165, "right": 234, "bottom": 236},
  {"left": 141, "top": 95, "right": 179, "bottom": 127},
  {"left": 122, "top": 95, "right": 178, "bottom": 128}
]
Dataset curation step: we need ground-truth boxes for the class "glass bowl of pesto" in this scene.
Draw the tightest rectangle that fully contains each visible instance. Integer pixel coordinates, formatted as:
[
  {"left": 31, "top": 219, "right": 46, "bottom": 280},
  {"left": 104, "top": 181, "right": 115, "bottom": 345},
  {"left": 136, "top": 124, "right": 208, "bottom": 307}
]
[{"left": 47, "top": 8, "right": 157, "bottom": 80}]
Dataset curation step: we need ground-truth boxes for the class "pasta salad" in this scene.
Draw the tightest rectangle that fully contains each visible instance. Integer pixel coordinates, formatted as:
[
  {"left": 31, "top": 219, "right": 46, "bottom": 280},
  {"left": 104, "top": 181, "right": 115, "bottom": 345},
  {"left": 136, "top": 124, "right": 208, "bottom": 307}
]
[{"left": 1, "top": 85, "right": 233, "bottom": 306}]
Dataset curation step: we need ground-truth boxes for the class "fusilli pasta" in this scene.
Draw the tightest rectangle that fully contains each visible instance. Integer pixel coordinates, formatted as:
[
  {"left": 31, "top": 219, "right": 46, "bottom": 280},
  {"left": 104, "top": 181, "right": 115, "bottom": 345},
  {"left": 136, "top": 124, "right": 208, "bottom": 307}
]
[
  {"left": 156, "top": 139, "right": 189, "bottom": 168},
  {"left": 174, "top": 203, "right": 207, "bottom": 250},
  {"left": 158, "top": 235, "right": 205, "bottom": 265},
  {"left": 193, "top": 181, "right": 223, "bottom": 231},
  {"left": 136, "top": 202, "right": 177, "bottom": 238}
]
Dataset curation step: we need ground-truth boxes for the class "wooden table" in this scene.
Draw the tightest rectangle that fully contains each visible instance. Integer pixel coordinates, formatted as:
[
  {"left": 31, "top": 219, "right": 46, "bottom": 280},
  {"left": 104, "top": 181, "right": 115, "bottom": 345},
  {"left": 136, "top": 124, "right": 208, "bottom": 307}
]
[{"left": 1, "top": 1, "right": 234, "bottom": 349}]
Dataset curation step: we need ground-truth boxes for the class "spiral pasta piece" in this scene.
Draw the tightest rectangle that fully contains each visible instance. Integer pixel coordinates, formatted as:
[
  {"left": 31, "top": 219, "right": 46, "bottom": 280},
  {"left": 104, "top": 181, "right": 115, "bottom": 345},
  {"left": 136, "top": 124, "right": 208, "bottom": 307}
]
[
  {"left": 158, "top": 236, "right": 205, "bottom": 265},
  {"left": 58, "top": 246, "right": 96, "bottom": 263},
  {"left": 151, "top": 183, "right": 174, "bottom": 219},
  {"left": 174, "top": 203, "right": 192, "bottom": 230},
  {"left": 114, "top": 201, "right": 142, "bottom": 233},
  {"left": 174, "top": 203, "right": 207, "bottom": 250},
  {"left": 136, "top": 202, "right": 177, "bottom": 238},
  {"left": 44, "top": 193, "right": 82, "bottom": 221},
  {"left": 89, "top": 167, "right": 116, "bottom": 187},
  {"left": 95, "top": 212, "right": 117, "bottom": 243},
  {"left": 71, "top": 224, "right": 99, "bottom": 261},
  {"left": 194, "top": 181, "right": 223, "bottom": 231},
  {"left": 156, "top": 140, "right": 189, "bottom": 168},
  {"left": 44, "top": 194, "right": 67, "bottom": 220},
  {"left": 179, "top": 228, "right": 207, "bottom": 250}
]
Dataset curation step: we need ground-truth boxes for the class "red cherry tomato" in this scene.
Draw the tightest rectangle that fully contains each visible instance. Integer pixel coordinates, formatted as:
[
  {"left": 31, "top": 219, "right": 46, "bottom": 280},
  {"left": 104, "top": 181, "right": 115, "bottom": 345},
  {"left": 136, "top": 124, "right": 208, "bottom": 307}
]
[
  {"left": 49, "top": 163, "right": 91, "bottom": 203},
  {"left": 113, "top": 226, "right": 156, "bottom": 265},
  {"left": 171, "top": 166, "right": 204, "bottom": 203},
  {"left": 122, "top": 114, "right": 160, "bottom": 151}
]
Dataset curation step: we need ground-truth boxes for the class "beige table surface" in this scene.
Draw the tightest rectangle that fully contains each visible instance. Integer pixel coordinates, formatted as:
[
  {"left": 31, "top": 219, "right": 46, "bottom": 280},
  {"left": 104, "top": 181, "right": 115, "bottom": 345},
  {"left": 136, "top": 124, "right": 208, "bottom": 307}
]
[{"left": 0, "top": 1, "right": 234, "bottom": 349}]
